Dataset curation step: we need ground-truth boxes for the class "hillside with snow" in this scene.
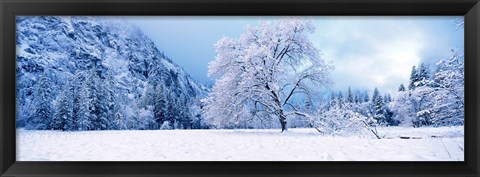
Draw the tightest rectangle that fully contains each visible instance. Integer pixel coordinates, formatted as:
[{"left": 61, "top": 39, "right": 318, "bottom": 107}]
[{"left": 16, "top": 16, "right": 209, "bottom": 131}]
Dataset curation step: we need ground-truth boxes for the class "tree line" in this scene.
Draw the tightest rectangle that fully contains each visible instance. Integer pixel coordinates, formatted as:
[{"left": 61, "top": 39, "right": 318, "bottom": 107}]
[
  {"left": 392, "top": 50, "right": 464, "bottom": 127},
  {"left": 19, "top": 67, "right": 205, "bottom": 131}
]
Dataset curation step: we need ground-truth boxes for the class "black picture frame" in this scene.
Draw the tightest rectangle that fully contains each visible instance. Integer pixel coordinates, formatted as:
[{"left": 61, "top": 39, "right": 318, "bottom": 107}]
[{"left": 1, "top": 0, "right": 479, "bottom": 176}]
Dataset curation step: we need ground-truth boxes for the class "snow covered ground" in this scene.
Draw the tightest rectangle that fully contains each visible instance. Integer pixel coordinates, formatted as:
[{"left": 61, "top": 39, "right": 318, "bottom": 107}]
[{"left": 17, "top": 126, "right": 464, "bottom": 161}]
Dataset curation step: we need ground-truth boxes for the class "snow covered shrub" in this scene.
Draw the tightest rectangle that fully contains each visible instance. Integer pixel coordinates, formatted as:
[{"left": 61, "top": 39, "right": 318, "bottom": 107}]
[
  {"left": 312, "top": 103, "right": 372, "bottom": 136},
  {"left": 391, "top": 91, "right": 417, "bottom": 127},
  {"left": 135, "top": 107, "right": 155, "bottom": 130},
  {"left": 160, "top": 121, "right": 172, "bottom": 130}
]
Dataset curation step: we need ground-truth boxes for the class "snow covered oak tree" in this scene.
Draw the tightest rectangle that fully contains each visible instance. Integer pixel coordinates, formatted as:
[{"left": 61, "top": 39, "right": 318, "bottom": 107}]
[{"left": 203, "top": 18, "right": 334, "bottom": 132}]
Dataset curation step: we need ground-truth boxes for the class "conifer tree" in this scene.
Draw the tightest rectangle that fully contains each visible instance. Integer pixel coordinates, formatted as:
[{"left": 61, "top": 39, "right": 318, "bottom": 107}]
[
  {"left": 354, "top": 94, "right": 360, "bottom": 103},
  {"left": 408, "top": 65, "right": 418, "bottom": 90},
  {"left": 398, "top": 83, "right": 406, "bottom": 92},
  {"left": 52, "top": 78, "right": 75, "bottom": 130},
  {"left": 417, "top": 63, "right": 429, "bottom": 87},
  {"left": 362, "top": 90, "right": 369, "bottom": 103},
  {"left": 84, "top": 70, "right": 110, "bottom": 130},
  {"left": 346, "top": 87, "right": 354, "bottom": 103},
  {"left": 418, "top": 63, "right": 429, "bottom": 81},
  {"left": 75, "top": 73, "right": 92, "bottom": 131},
  {"left": 372, "top": 88, "right": 386, "bottom": 125},
  {"left": 27, "top": 71, "right": 54, "bottom": 130},
  {"left": 165, "top": 91, "right": 177, "bottom": 127},
  {"left": 153, "top": 84, "right": 167, "bottom": 129},
  {"left": 337, "top": 91, "right": 344, "bottom": 108}
]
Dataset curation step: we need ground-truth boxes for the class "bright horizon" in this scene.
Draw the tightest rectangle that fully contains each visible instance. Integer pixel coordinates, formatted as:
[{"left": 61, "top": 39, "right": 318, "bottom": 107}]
[{"left": 125, "top": 16, "right": 464, "bottom": 95}]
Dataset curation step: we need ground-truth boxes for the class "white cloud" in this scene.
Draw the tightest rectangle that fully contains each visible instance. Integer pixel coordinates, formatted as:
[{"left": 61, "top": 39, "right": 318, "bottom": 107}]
[{"left": 311, "top": 17, "right": 428, "bottom": 94}]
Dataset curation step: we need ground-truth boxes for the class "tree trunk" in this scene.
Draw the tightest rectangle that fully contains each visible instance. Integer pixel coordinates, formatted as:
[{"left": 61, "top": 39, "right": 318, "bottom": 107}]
[
  {"left": 279, "top": 111, "right": 287, "bottom": 132},
  {"left": 280, "top": 120, "right": 287, "bottom": 132},
  {"left": 267, "top": 82, "right": 287, "bottom": 132}
]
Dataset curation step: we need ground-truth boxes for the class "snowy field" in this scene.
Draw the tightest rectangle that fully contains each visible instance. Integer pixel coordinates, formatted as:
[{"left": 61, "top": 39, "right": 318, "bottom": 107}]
[{"left": 17, "top": 126, "right": 464, "bottom": 161}]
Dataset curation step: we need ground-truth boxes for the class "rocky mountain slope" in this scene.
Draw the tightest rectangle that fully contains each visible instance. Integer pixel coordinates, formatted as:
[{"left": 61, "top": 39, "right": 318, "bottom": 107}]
[{"left": 16, "top": 16, "right": 208, "bottom": 130}]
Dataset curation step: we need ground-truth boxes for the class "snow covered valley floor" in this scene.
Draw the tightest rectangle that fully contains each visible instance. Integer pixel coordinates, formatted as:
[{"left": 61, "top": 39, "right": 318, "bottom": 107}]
[{"left": 17, "top": 126, "right": 464, "bottom": 161}]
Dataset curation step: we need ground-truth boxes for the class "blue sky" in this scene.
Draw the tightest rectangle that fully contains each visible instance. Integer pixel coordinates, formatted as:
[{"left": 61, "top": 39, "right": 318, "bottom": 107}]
[{"left": 125, "top": 16, "right": 463, "bottom": 94}]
